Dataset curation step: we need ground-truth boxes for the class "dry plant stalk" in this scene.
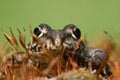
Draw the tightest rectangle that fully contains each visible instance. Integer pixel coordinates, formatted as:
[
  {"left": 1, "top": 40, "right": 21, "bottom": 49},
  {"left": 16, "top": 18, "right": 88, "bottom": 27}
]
[
  {"left": 96, "top": 38, "right": 114, "bottom": 78},
  {"left": 0, "top": 28, "right": 119, "bottom": 80}
]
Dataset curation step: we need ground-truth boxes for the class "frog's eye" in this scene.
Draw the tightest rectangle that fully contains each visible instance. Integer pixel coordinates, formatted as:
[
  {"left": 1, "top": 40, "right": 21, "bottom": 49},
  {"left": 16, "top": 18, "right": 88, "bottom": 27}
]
[
  {"left": 63, "top": 24, "right": 81, "bottom": 40},
  {"left": 34, "top": 27, "right": 41, "bottom": 37},
  {"left": 73, "top": 28, "right": 81, "bottom": 40},
  {"left": 34, "top": 23, "right": 52, "bottom": 38}
]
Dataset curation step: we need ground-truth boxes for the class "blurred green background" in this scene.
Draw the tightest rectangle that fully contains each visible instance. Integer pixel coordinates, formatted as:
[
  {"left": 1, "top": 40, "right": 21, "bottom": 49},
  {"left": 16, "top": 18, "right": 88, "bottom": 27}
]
[{"left": 0, "top": 0, "right": 120, "bottom": 43}]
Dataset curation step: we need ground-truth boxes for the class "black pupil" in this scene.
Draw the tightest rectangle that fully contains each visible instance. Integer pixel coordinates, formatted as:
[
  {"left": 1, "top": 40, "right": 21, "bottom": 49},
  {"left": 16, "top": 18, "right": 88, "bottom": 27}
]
[
  {"left": 34, "top": 27, "right": 41, "bottom": 36},
  {"left": 73, "top": 28, "right": 81, "bottom": 39}
]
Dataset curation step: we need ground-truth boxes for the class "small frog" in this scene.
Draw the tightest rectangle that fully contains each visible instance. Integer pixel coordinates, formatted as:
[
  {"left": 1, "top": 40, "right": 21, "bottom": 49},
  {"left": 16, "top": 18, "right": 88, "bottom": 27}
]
[{"left": 28, "top": 23, "right": 112, "bottom": 78}]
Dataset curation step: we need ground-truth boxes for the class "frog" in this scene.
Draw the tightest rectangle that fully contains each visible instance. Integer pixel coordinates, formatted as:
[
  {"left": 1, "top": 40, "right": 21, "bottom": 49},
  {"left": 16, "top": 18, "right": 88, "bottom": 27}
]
[{"left": 28, "top": 23, "right": 112, "bottom": 78}]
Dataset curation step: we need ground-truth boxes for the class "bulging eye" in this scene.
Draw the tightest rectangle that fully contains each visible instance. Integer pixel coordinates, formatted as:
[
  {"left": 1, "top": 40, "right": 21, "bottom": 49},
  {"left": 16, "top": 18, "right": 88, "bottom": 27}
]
[
  {"left": 73, "top": 28, "right": 81, "bottom": 40},
  {"left": 34, "top": 23, "right": 52, "bottom": 38},
  {"left": 63, "top": 24, "right": 81, "bottom": 40},
  {"left": 38, "top": 24, "right": 52, "bottom": 33},
  {"left": 63, "top": 24, "right": 75, "bottom": 33},
  {"left": 34, "top": 27, "right": 41, "bottom": 36}
]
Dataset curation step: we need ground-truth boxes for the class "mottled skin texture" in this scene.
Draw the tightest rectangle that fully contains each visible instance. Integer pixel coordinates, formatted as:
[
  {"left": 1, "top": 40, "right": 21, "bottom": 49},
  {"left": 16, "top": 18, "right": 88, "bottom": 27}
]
[{"left": 29, "top": 23, "right": 112, "bottom": 78}]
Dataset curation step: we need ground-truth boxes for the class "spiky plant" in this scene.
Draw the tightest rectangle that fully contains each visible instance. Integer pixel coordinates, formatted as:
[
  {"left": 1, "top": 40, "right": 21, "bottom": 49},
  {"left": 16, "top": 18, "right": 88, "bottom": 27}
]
[{"left": 0, "top": 28, "right": 117, "bottom": 80}]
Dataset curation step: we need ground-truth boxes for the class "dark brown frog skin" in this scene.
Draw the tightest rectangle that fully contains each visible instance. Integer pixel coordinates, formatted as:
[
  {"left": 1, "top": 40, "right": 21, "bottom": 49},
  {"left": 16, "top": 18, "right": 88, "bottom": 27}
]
[{"left": 28, "top": 23, "right": 112, "bottom": 78}]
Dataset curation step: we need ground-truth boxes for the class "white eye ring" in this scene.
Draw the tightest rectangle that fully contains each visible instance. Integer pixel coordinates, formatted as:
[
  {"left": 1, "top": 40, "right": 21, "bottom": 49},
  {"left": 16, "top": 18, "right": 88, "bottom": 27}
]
[
  {"left": 37, "top": 27, "right": 43, "bottom": 38},
  {"left": 37, "top": 26, "right": 48, "bottom": 38},
  {"left": 71, "top": 29, "right": 77, "bottom": 40},
  {"left": 38, "top": 32, "right": 43, "bottom": 38}
]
